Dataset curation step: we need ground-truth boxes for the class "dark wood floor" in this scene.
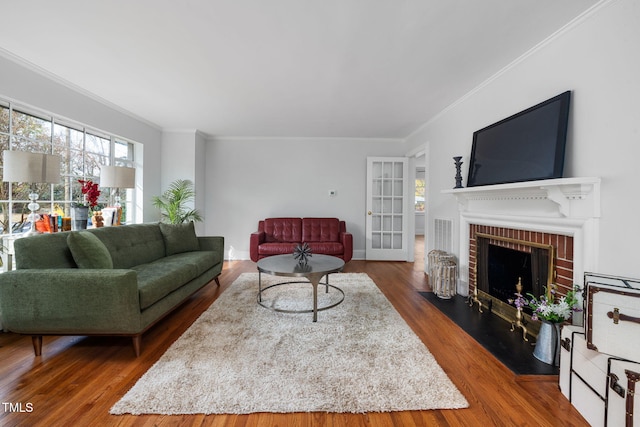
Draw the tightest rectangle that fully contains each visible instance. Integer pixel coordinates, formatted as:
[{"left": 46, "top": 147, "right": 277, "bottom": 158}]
[{"left": 0, "top": 259, "right": 588, "bottom": 426}]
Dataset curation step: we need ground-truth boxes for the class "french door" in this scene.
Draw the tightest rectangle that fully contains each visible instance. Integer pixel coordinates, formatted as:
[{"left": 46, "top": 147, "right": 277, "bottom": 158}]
[{"left": 365, "top": 157, "right": 409, "bottom": 261}]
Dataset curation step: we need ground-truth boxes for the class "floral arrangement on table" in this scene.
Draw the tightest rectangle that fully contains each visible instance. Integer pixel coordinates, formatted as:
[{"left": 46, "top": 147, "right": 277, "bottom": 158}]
[
  {"left": 509, "top": 284, "right": 581, "bottom": 323},
  {"left": 75, "top": 179, "right": 101, "bottom": 211}
]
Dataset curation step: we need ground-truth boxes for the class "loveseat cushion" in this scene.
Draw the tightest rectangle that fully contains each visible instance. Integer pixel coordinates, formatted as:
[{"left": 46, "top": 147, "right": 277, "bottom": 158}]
[
  {"left": 258, "top": 242, "right": 300, "bottom": 257},
  {"left": 67, "top": 231, "right": 114, "bottom": 269},
  {"left": 305, "top": 241, "right": 344, "bottom": 256},
  {"left": 302, "top": 217, "right": 340, "bottom": 242},
  {"left": 159, "top": 222, "right": 200, "bottom": 256},
  {"left": 264, "top": 218, "right": 302, "bottom": 243}
]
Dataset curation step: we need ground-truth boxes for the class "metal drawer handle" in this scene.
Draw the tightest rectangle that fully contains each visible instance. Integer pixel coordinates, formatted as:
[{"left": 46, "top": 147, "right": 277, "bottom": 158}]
[
  {"left": 609, "top": 373, "right": 626, "bottom": 398},
  {"left": 607, "top": 308, "right": 640, "bottom": 325}
]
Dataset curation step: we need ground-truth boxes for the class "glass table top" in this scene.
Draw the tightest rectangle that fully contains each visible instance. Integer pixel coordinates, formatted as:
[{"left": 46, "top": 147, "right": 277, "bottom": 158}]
[{"left": 256, "top": 254, "right": 345, "bottom": 277}]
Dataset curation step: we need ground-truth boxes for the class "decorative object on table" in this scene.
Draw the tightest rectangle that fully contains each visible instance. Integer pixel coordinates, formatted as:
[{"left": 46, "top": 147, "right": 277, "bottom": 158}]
[
  {"left": 509, "top": 284, "right": 580, "bottom": 365},
  {"left": 92, "top": 211, "right": 104, "bottom": 228},
  {"left": 293, "top": 242, "right": 312, "bottom": 265},
  {"left": 72, "top": 179, "right": 101, "bottom": 230},
  {"left": 70, "top": 205, "right": 89, "bottom": 230},
  {"left": 100, "top": 165, "right": 135, "bottom": 225},
  {"left": 152, "top": 179, "right": 202, "bottom": 224},
  {"left": 453, "top": 156, "right": 464, "bottom": 189},
  {"left": 2, "top": 150, "right": 61, "bottom": 236}
]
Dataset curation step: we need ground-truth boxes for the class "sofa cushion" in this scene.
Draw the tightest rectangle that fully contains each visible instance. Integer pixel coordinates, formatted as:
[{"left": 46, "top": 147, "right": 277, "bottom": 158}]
[
  {"left": 14, "top": 232, "right": 77, "bottom": 269},
  {"left": 264, "top": 218, "right": 302, "bottom": 243},
  {"left": 302, "top": 217, "right": 340, "bottom": 242},
  {"left": 67, "top": 231, "right": 114, "bottom": 269},
  {"left": 90, "top": 223, "right": 166, "bottom": 269},
  {"left": 159, "top": 222, "right": 200, "bottom": 256},
  {"left": 168, "top": 251, "right": 218, "bottom": 277},
  {"left": 134, "top": 257, "right": 199, "bottom": 309}
]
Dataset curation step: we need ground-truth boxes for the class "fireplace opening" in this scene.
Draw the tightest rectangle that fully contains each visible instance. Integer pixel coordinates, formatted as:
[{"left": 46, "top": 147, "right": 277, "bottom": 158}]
[
  {"left": 487, "top": 244, "right": 534, "bottom": 304},
  {"left": 476, "top": 234, "right": 552, "bottom": 314}
]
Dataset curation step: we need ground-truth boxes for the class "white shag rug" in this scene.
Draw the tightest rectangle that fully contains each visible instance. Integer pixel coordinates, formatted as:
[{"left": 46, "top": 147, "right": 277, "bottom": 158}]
[{"left": 110, "top": 272, "right": 468, "bottom": 415}]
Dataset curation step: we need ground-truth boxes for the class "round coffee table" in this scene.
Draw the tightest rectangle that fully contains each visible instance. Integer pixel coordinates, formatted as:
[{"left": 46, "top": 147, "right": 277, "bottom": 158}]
[{"left": 256, "top": 254, "right": 345, "bottom": 322}]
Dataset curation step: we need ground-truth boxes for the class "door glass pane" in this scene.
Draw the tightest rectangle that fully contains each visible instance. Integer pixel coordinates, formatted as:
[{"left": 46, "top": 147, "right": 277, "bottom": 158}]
[
  {"left": 393, "top": 234, "right": 402, "bottom": 249},
  {"left": 372, "top": 216, "right": 381, "bottom": 232},
  {"left": 373, "top": 162, "right": 382, "bottom": 179},
  {"left": 383, "top": 162, "right": 392, "bottom": 178},
  {"left": 393, "top": 199, "right": 403, "bottom": 214},
  {"left": 394, "top": 162, "right": 403, "bottom": 179},
  {"left": 383, "top": 233, "right": 391, "bottom": 249},
  {"left": 372, "top": 233, "right": 381, "bottom": 249},
  {"left": 372, "top": 198, "right": 381, "bottom": 214}
]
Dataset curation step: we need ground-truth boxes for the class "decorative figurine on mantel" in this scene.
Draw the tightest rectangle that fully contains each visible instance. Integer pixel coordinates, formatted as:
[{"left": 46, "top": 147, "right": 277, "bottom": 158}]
[
  {"left": 293, "top": 243, "right": 312, "bottom": 265},
  {"left": 453, "top": 156, "right": 464, "bottom": 189}
]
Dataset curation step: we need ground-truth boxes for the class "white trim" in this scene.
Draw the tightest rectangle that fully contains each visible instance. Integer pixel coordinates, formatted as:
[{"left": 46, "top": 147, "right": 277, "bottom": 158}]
[
  {"left": 207, "top": 135, "right": 405, "bottom": 144},
  {"left": 0, "top": 47, "right": 162, "bottom": 132}
]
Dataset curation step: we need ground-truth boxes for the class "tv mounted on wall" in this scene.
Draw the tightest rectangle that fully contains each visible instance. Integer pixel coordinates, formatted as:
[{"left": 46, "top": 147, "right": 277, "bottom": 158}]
[{"left": 467, "top": 91, "right": 571, "bottom": 187}]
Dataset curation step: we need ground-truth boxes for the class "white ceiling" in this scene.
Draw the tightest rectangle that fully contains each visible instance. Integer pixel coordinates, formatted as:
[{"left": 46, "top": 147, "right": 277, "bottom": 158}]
[{"left": 0, "top": 0, "right": 599, "bottom": 139}]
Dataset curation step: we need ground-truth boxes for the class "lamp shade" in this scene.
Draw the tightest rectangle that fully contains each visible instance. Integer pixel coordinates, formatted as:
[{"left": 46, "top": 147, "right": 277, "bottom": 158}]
[
  {"left": 100, "top": 165, "right": 135, "bottom": 188},
  {"left": 2, "top": 150, "right": 61, "bottom": 183}
]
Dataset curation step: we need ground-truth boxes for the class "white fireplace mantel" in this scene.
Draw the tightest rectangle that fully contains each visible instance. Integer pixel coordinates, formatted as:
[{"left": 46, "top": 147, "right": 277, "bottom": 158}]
[
  {"left": 442, "top": 177, "right": 601, "bottom": 219},
  {"left": 441, "top": 177, "right": 601, "bottom": 297}
]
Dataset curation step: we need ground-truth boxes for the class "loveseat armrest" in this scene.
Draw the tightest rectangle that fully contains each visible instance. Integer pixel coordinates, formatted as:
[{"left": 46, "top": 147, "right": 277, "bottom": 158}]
[
  {"left": 0, "top": 269, "right": 142, "bottom": 335},
  {"left": 249, "top": 231, "right": 266, "bottom": 262},
  {"left": 198, "top": 236, "right": 224, "bottom": 254},
  {"left": 340, "top": 231, "right": 353, "bottom": 263}
]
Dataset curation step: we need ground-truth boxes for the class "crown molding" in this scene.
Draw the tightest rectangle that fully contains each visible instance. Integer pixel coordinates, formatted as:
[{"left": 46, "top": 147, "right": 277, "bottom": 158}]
[
  {"left": 0, "top": 47, "right": 162, "bottom": 132},
  {"left": 406, "top": 0, "right": 616, "bottom": 141}
]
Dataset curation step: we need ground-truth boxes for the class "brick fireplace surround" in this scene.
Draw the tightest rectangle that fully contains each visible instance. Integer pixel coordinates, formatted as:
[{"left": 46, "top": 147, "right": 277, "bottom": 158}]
[
  {"left": 443, "top": 177, "right": 601, "bottom": 306},
  {"left": 469, "top": 224, "right": 575, "bottom": 299}
]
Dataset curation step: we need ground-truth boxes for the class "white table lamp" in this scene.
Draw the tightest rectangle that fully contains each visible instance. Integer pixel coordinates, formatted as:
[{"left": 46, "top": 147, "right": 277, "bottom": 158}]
[
  {"left": 100, "top": 165, "right": 135, "bottom": 224},
  {"left": 2, "top": 150, "right": 61, "bottom": 236}
]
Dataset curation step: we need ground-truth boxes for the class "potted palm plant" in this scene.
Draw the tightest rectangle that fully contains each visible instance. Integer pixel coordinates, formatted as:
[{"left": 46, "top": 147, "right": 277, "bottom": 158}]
[{"left": 152, "top": 179, "right": 202, "bottom": 224}]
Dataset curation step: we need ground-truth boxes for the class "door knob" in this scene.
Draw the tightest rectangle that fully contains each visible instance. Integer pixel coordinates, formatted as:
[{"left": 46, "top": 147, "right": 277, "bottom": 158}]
[{"left": 368, "top": 211, "right": 372, "bottom": 215}]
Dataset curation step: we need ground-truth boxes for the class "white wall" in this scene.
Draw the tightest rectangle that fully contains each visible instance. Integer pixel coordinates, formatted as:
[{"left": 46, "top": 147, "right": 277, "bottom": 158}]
[
  {"left": 204, "top": 137, "right": 405, "bottom": 259},
  {"left": 406, "top": 0, "right": 640, "bottom": 278},
  {"left": 0, "top": 52, "right": 164, "bottom": 223},
  {"left": 159, "top": 130, "right": 208, "bottom": 234}
]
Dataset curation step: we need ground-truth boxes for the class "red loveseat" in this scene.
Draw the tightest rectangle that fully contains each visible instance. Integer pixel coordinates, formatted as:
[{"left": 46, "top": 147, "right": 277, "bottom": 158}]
[{"left": 250, "top": 217, "right": 353, "bottom": 262}]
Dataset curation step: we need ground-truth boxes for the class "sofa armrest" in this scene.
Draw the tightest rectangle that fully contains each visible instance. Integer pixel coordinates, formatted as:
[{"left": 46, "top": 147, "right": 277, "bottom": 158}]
[
  {"left": 198, "top": 236, "right": 224, "bottom": 255},
  {"left": 0, "top": 269, "right": 142, "bottom": 334},
  {"left": 340, "top": 231, "right": 353, "bottom": 263},
  {"left": 250, "top": 231, "right": 266, "bottom": 262}
]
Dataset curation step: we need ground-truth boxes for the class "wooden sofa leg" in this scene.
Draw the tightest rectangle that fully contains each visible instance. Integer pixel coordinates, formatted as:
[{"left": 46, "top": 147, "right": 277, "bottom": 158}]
[
  {"left": 32, "top": 336, "right": 43, "bottom": 356},
  {"left": 132, "top": 335, "right": 142, "bottom": 357}
]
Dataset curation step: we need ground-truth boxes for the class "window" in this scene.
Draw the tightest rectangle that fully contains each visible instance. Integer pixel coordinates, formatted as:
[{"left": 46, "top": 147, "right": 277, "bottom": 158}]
[
  {"left": 0, "top": 100, "right": 138, "bottom": 235},
  {"left": 415, "top": 168, "right": 425, "bottom": 212}
]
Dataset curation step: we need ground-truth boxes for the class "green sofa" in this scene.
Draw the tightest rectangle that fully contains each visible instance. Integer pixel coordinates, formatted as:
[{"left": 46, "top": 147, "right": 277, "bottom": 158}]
[{"left": 0, "top": 222, "right": 223, "bottom": 357}]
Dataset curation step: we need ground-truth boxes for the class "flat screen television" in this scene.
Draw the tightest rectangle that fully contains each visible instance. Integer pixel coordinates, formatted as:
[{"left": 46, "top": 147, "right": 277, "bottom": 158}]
[{"left": 466, "top": 91, "right": 571, "bottom": 187}]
